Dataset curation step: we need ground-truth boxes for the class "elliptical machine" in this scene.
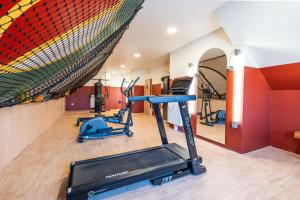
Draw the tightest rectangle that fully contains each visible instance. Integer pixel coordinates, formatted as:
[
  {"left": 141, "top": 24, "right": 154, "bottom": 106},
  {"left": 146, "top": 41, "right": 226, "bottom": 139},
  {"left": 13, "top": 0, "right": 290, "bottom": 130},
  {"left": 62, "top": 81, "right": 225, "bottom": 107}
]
[
  {"left": 76, "top": 78, "right": 136, "bottom": 126},
  {"left": 198, "top": 66, "right": 226, "bottom": 126},
  {"left": 101, "top": 77, "right": 138, "bottom": 124},
  {"left": 77, "top": 77, "right": 139, "bottom": 143},
  {"left": 198, "top": 83, "right": 226, "bottom": 126}
]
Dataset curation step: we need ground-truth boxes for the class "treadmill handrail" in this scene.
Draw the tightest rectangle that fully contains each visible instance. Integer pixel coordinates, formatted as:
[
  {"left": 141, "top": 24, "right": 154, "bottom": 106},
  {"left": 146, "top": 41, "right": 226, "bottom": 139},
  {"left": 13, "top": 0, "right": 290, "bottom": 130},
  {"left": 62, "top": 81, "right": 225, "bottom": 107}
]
[
  {"left": 150, "top": 96, "right": 203, "bottom": 175},
  {"left": 128, "top": 96, "right": 149, "bottom": 102},
  {"left": 128, "top": 95, "right": 196, "bottom": 103},
  {"left": 148, "top": 95, "right": 196, "bottom": 103}
]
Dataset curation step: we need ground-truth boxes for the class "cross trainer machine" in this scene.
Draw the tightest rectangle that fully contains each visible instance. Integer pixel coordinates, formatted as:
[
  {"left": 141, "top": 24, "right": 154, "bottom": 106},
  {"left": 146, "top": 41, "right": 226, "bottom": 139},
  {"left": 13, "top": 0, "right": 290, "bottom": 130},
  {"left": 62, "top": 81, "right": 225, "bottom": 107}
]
[
  {"left": 198, "top": 83, "right": 226, "bottom": 126},
  {"left": 198, "top": 66, "right": 226, "bottom": 126},
  {"left": 102, "top": 77, "right": 139, "bottom": 124},
  {"left": 76, "top": 77, "right": 139, "bottom": 126},
  {"left": 77, "top": 78, "right": 140, "bottom": 143},
  {"left": 66, "top": 77, "right": 206, "bottom": 200}
]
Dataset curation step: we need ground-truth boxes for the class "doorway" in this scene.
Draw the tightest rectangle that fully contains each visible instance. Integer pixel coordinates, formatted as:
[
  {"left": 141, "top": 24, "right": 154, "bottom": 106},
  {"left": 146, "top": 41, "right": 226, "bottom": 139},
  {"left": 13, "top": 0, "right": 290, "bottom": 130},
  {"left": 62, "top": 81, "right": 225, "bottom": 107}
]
[{"left": 196, "top": 48, "right": 227, "bottom": 145}]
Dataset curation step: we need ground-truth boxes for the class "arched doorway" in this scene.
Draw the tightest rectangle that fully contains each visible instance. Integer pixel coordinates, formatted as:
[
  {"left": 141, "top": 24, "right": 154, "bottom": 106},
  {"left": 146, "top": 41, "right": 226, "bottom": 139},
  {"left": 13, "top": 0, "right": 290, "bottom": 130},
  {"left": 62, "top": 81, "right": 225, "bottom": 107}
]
[{"left": 196, "top": 48, "right": 227, "bottom": 145}]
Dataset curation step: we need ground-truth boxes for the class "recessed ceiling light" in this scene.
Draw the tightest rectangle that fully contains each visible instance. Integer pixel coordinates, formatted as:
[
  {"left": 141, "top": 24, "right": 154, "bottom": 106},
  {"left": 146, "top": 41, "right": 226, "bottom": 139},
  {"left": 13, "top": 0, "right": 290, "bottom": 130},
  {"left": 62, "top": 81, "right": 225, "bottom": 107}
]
[
  {"left": 134, "top": 53, "right": 141, "bottom": 58},
  {"left": 111, "top": 70, "right": 117, "bottom": 74},
  {"left": 120, "top": 64, "right": 126, "bottom": 68},
  {"left": 167, "top": 27, "right": 177, "bottom": 34}
]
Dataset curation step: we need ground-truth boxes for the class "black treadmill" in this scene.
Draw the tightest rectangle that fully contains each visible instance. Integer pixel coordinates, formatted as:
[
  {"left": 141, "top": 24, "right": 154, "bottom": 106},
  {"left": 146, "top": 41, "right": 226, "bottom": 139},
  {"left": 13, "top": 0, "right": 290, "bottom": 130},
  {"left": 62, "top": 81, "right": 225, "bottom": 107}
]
[{"left": 66, "top": 77, "right": 206, "bottom": 200}]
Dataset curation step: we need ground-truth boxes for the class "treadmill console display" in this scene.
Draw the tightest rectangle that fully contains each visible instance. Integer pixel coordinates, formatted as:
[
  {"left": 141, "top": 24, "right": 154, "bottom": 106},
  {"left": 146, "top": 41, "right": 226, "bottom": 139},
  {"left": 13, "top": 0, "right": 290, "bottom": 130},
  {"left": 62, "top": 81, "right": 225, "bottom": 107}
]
[{"left": 170, "top": 77, "right": 193, "bottom": 95}]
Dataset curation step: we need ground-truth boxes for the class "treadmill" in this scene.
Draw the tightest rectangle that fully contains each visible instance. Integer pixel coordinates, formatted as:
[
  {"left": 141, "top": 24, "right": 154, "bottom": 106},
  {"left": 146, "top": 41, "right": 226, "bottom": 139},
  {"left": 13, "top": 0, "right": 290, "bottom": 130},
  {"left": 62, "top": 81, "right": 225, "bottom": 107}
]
[{"left": 66, "top": 77, "right": 206, "bottom": 200}]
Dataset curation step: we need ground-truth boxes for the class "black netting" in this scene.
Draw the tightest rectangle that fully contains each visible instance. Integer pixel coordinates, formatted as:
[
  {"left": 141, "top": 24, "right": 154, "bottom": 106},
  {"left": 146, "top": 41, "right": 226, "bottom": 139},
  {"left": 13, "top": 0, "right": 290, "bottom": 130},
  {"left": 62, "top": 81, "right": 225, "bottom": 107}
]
[{"left": 0, "top": 0, "right": 144, "bottom": 107}]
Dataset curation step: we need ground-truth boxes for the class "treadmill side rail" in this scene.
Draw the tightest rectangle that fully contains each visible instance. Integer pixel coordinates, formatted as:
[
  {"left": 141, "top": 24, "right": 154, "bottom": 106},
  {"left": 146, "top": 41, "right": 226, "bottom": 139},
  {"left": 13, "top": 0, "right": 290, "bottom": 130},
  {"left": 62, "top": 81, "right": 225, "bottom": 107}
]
[{"left": 178, "top": 101, "right": 206, "bottom": 175}]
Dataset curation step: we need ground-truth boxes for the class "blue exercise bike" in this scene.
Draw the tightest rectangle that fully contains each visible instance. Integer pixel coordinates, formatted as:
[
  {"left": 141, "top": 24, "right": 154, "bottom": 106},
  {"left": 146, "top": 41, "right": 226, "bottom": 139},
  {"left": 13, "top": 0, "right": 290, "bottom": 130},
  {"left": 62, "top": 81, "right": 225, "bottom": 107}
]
[{"left": 78, "top": 77, "right": 139, "bottom": 143}]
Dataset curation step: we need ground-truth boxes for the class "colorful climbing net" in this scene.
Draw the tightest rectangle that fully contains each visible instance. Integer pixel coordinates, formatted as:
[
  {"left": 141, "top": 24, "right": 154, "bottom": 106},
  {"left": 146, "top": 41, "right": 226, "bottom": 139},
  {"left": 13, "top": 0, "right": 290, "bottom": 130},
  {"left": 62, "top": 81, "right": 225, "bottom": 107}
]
[{"left": 0, "top": 0, "right": 144, "bottom": 107}]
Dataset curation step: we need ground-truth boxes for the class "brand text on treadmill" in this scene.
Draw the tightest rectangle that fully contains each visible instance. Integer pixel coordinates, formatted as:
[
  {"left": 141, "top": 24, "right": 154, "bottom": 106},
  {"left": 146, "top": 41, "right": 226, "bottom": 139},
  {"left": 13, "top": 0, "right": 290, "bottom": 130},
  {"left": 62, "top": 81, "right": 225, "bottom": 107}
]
[{"left": 105, "top": 171, "right": 129, "bottom": 179}]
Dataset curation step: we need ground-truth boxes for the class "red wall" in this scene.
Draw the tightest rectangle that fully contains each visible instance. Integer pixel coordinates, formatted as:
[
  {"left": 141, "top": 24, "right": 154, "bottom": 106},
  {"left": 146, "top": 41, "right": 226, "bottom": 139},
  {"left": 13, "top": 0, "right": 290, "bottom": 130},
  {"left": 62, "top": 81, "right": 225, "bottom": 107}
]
[
  {"left": 261, "top": 62, "right": 300, "bottom": 90},
  {"left": 65, "top": 86, "right": 123, "bottom": 111},
  {"left": 66, "top": 86, "right": 92, "bottom": 111},
  {"left": 241, "top": 67, "right": 271, "bottom": 152},
  {"left": 103, "top": 86, "right": 111, "bottom": 111},
  {"left": 261, "top": 62, "right": 300, "bottom": 154},
  {"left": 132, "top": 85, "right": 144, "bottom": 113},
  {"left": 226, "top": 68, "right": 272, "bottom": 153},
  {"left": 151, "top": 84, "right": 162, "bottom": 115},
  {"left": 271, "top": 90, "right": 300, "bottom": 153},
  {"left": 152, "top": 84, "right": 162, "bottom": 96},
  {"left": 107, "top": 87, "right": 125, "bottom": 110},
  {"left": 65, "top": 85, "right": 144, "bottom": 113}
]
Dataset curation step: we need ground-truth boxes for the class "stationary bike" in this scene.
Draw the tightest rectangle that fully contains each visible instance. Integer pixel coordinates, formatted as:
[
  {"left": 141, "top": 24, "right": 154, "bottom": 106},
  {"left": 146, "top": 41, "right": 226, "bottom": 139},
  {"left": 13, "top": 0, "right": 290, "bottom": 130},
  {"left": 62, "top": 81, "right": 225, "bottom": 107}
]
[{"left": 77, "top": 77, "right": 139, "bottom": 143}]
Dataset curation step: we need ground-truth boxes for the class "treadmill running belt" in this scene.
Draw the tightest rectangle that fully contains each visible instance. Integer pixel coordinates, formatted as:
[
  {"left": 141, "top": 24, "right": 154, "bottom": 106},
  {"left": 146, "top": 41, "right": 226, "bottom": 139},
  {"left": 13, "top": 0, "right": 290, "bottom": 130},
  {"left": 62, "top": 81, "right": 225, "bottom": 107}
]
[{"left": 71, "top": 147, "right": 185, "bottom": 187}]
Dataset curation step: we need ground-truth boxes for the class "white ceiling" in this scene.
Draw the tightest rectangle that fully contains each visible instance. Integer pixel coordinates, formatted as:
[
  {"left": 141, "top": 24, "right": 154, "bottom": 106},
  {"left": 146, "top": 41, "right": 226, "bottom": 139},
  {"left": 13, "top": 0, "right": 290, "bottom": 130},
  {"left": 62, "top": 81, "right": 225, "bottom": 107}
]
[
  {"left": 215, "top": 1, "right": 300, "bottom": 67},
  {"left": 102, "top": 0, "right": 224, "bottom": 72}
]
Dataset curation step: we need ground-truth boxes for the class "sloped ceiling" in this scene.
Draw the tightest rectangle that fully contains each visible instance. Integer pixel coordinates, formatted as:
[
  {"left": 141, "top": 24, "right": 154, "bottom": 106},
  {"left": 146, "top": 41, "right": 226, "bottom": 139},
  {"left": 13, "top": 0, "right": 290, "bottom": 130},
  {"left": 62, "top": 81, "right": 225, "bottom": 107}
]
[
  {"left": 261, "top": 62, "right": 300, "bottom": 90},
  {"left": 215, "top": 2, "right": 300, "bottom": 67},
  {"left": 102, "top": 1, "right": 300, "bottom": 71},
  {"left": 103, "top": 0, "right": 224, "bottom": 71}
]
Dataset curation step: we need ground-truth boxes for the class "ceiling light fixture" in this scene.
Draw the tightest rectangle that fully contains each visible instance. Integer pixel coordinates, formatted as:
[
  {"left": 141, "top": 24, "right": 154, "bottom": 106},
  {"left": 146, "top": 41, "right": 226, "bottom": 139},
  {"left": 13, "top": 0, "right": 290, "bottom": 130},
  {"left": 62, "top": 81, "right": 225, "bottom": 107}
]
[
  {"left": 111, "top": 70, "right": 117, "bottom": 74},
  {"left": 134, "top": 53, "right": 141, "bottom": 58},
  {"left": 120, "top": 64, "right": 126, "bottom": 68},
  {"left": 167, "top": 27, "right": 177, "bottom": 35}
]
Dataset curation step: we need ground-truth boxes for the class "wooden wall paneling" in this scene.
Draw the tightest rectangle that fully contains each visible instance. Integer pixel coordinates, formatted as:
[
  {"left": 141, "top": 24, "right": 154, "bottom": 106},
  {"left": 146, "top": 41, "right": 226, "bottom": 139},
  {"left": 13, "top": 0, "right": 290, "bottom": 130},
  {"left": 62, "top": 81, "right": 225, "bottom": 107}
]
[{"left": 0, "top": 99, "right": 65, "bottom": 171}]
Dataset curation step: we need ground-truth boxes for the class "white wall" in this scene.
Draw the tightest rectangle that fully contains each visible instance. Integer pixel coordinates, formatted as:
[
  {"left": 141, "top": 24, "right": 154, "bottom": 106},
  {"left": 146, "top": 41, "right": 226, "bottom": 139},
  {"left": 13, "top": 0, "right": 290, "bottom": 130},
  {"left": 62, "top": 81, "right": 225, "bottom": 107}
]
[
  {"left": 86, "top": 65, "right": 170, "bottom": 88},
  {"left": 85, "top": 72, "right": 110, "bottom": 86},
  {"left": 170, "top": 28, "right": 234, "bottom": 114},
  {"left": 127, "top": 69, "right": 147, "bottom": 86},
  {"left": 146, "top": 65, "right": 170, "bottom": 85},
  {"left": 106, "top": 69, "right": 146, "bottom": 87},
  {"left": 170, "top": 28, "right": 233, "bottom": 79},
  {"left": 108, "top": 72, "right": 127, "bottom": 87},
  {"left": 0, "top": 99, "right": 65, "bottom": 171}
]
